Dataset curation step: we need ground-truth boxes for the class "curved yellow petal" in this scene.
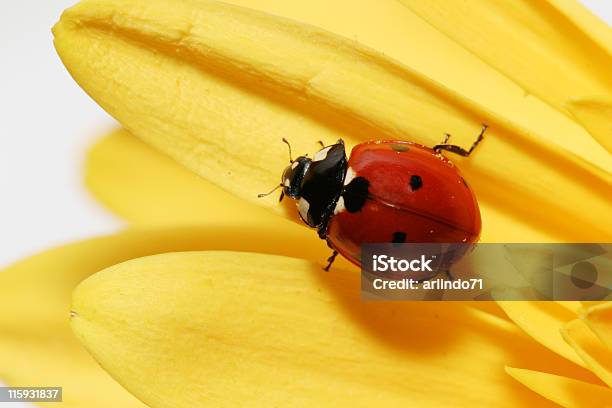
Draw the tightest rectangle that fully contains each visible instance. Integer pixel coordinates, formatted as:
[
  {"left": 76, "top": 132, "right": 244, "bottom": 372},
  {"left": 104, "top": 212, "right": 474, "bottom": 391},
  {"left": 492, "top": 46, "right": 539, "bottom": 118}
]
[
  {"left": 0, "top": 226, "right": 341, "bottom": 406},
  {"left": 582, "top": 302, "right": 612, "bottom": 350},
  {"left": 70, "top": 251, "right": 587, "bottom": 407},
  {"left": 229, "top": 0, "right": 610, "bottom": 168},
  {"left": 53, "top": 0, "right": 612, "bottom": 241},
  {"left": 562, "top": 319, "right": 612, "bottom": 387},
  {"left": 397, "top": 0, "right": 612, "bottom": 119},
  {"left": 506, "top": 366, "right": 612, "bottom": 408},
  {"left": 497, "top": 301, "right": 583, "bottom": 366},
  {"left": 0, "top": 225, "right": 337, "bottom": 329},
  {"left": 397, "top": 0, "right": 612, "bottom": 152},
  {"left": 567, "top": 97, "right": 612, "bottom": 153},
  {"left": 85, "top": 128, "right": 300, "bottom": 226}
]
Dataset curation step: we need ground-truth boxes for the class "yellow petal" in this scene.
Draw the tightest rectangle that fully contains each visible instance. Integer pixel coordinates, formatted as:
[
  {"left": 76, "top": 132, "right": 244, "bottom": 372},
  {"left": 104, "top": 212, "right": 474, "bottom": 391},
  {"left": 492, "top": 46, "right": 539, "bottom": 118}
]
[
  {"left": 229, "top": 0, "right": 611, "bottom": 169},
  {"left": 582, "top": 302, "right": 612, "bottom": 350},
  {"left": 71, "top": 251, "right": 586, "bottom": 407},
  {"left": 497, "top": 301, "right": 583, "bottom": 366},
  {"left": 567, "top": 97, "right": 612, "bottom": 153},
  {"left": 53, "top": 0, "right": 612, "bottom": 241},
  {"left": 0, "top": 226, "right": 338, "bottom": 329},
  {"left": 85, "top": 128, "right": 299, "bottom": 226},
  {"left": 397, "top": 0, "right": 612, "bottom": 120},
  {"left": 506, "top": 366, "right": 612, "bottom": 408},
  {"left": 0, "top": 226, "right": 342, "bottom": 406},
  {"left": 562, "top": 319, "right": 612, "bottom": 387}
]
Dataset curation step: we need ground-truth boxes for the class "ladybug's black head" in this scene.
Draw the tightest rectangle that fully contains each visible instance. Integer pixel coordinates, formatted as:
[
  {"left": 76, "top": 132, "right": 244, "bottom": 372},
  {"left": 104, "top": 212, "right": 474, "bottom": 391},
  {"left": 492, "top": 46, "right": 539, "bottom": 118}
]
[
  {"left": 284, "top": 140, "right": 347, "bottom": 230},
  {"left": 282, "top": 156, "right": 311, "bottom": 199},
  {"left": 260, "top": 139, "right": 347, "bottom": 232}
]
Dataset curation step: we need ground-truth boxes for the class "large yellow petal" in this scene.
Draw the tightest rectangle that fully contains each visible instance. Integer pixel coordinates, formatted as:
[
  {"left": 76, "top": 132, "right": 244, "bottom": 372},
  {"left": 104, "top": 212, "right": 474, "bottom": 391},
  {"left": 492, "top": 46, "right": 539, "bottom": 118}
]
[
  {"left": 397, "top": 0, "right": 612, "bottom": 144},
  {"left": 401, "top": 0, "right": 612, "bottom": 150},
  {"left": 53, "top": 0, "right": 612, "bottom": 241},
  {"left": 497, "top": 301, "right": 583, "bottom": 366},
  {"left": 562, "top": 319, "right": 612, "bottom": 387},
  {"left": 0, "top": 225, "right": 339, "bottom": 407},
  {"left": 69, "top": 250, "right": 597, "bottom": 407},
  {"left": 506, "top": 366, "right": 612, "bottom": 408},
  {"left": 0, "top": 225, "right": 337, "bottom": 330},
  {"left": 228, "top": 0, "right": 610, "bottom": 167}
]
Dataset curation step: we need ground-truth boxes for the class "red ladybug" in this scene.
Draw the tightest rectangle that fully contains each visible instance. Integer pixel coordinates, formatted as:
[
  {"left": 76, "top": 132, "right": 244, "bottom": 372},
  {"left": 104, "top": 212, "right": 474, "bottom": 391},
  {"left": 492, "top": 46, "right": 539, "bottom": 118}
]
[{"left": 262, "top": 125, "right": 487, "bottom": 271}]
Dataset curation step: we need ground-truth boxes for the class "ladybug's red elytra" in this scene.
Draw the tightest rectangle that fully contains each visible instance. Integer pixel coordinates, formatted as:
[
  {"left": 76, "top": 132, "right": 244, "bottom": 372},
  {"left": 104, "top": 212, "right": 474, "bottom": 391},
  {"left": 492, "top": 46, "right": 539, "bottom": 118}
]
[{"left": 262, "top": 125, "right": 487, "bottom": 271}]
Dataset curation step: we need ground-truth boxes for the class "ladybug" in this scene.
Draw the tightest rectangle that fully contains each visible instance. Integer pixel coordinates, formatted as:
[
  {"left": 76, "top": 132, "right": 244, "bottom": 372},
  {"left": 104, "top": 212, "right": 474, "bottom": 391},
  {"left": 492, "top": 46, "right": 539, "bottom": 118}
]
[{"left": 261, "top": 125, "right": 487, "bottom": 271}]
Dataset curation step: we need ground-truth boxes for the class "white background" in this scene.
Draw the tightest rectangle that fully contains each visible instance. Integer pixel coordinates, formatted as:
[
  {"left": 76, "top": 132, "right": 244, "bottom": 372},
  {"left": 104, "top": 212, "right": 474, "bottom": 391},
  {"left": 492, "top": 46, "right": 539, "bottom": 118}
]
[
  {"left": 0, "top": 1, "right": 120, "bottom": 269},
  {"left": 0, "top": 1, "right": 611, "bottom": 407}
]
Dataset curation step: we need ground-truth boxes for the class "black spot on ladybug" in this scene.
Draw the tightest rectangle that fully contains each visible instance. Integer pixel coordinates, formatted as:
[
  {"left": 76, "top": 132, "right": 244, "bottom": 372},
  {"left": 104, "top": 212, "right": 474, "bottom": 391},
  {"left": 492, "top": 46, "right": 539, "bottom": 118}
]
[
  {"left": 409, "top": 175, "right": 423, "bottom": 191},
  {"left": 343, "top": 176, "right": 369, "bottom": 212},
  {"left": 391, "top": 232, "right": 407, "bottom": 243},
  {"left": 390, "top": 144, "right": 409, "bottom": 152}
]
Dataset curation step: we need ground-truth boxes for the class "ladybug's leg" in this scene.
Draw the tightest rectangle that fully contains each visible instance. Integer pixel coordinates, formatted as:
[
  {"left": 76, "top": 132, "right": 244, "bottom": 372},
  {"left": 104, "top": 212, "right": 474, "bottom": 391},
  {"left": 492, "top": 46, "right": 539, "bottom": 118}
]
[
  {"left": 323, "top": 250, "right": 339, "bottom": 272},
  {"left": 434, "top": 124, "right": 488, "bottom": 157}
]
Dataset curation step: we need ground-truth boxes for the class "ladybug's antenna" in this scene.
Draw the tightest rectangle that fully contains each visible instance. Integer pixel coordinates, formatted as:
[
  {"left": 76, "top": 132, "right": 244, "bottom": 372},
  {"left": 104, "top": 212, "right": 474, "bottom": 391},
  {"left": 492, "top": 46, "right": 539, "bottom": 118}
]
[
  {"left": 258, "top": 183, "right": 284, "bottom": 202},
  {"left": 282, "top": 138, "right": 294, "bottom": 163}
]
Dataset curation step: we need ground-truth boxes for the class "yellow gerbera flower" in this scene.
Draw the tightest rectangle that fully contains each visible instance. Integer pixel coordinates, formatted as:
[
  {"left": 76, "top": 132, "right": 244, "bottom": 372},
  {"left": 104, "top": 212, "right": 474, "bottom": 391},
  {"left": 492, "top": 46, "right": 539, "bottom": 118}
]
[{"left": 1, "top": 0, "right": 611, "bottom": 407}]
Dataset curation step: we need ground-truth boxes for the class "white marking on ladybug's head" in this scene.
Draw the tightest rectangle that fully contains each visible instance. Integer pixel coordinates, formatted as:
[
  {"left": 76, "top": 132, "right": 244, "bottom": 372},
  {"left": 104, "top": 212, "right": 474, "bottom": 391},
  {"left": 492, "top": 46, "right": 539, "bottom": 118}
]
[
  {"left": 284, "top": 178, "right": 290, "bottom": 187},
  {"left": 291, "top": 161, "right": 299, "bottom": 169},
  {"left": 333, "top": 196, "right": 345, "bottom": 215},
  {"left": 313, "top": 146, "right": 332, "bottom": 162},
  {"left": 298, "top": 198, "right": 310, "bottom": 221},
  {"left": 343, "top": 166, "right": 355, "bottom": 186}
]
